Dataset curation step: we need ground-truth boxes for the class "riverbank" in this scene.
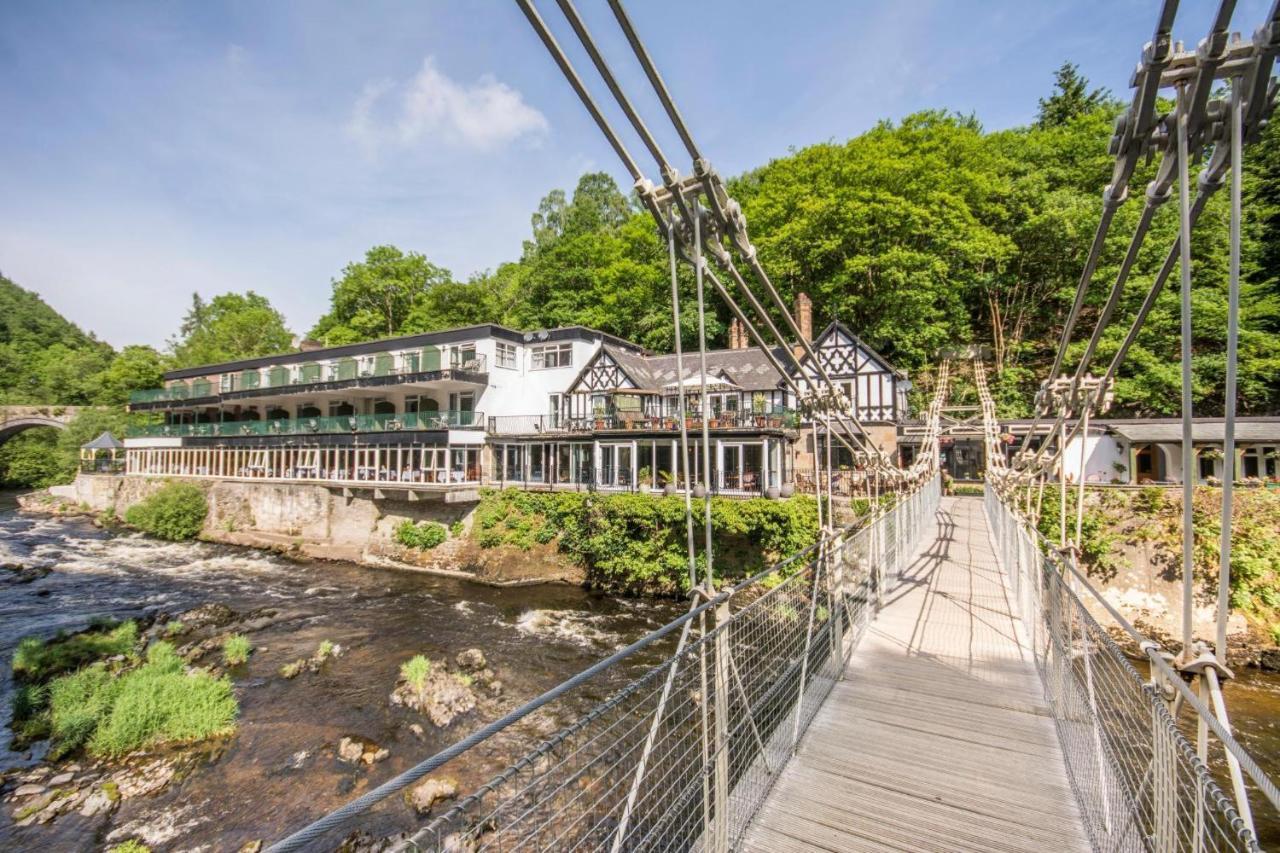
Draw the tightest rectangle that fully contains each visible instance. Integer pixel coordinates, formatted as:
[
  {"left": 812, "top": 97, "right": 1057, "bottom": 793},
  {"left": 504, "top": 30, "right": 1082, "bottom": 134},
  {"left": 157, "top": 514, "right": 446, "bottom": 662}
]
[
  {"left": 1046, "top": 485, "right": 1280, "bottom": 672},
  {"left": 29, "top": 474, "right": 822, "bottom": 596},
  {"left": 0, "top": 507, "right": 682, "bottom": 849},
  {"left": 26, "top": 474, "right": 593, "bottom": 589}
]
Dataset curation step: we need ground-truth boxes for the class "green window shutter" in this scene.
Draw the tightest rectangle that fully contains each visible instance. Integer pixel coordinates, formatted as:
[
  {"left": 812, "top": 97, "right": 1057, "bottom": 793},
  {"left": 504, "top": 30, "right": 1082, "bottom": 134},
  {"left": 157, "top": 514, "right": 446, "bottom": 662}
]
[
  {"left": 268, "top": 366, "right": 289, "bottom": 387},
  {"left": 374, "top": 353, "right": 394, "bottom": 376},
  {"left": 300, "top": 363, "right": 321, "bottom": 383},
  {"left": 241, "top": 370, "right": 261, "bottom": 389},
  {"left": 337, "top": 358, "right": 357, "bottom": 381}
]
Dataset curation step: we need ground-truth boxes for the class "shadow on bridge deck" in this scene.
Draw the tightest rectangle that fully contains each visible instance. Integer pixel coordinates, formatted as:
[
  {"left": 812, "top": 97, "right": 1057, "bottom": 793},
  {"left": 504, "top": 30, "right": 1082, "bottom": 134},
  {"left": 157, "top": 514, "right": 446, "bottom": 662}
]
[{"left": 741, "top": 496, "right": 1089, "bottom": 852}]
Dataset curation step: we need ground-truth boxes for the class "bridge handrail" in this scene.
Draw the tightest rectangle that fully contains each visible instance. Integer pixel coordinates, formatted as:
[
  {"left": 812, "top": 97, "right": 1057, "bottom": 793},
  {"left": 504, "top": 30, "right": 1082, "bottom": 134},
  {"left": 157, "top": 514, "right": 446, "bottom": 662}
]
[
  {"left": 267, "top": 474, "right": 940, "bottom": 852},
  {"left": 984, "top": 483, "right": 1272, "bottom": 852}
]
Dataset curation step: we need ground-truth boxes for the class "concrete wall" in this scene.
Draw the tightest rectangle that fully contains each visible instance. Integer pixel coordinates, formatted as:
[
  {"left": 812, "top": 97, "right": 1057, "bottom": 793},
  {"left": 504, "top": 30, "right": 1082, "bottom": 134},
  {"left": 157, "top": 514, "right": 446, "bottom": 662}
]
[
  {"left": 68, "top": 473, "right": 473, "bottom": 565},
  {"left": 1061, "top": 433, "right": 1127, "bottom": 483}
]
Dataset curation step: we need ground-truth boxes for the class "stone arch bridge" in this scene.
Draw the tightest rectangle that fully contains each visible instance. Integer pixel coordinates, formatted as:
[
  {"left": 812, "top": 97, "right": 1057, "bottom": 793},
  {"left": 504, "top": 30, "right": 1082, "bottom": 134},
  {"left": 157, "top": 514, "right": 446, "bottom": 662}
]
[{"left": 0, "top": 406, "right": 86, "bottom": 446}]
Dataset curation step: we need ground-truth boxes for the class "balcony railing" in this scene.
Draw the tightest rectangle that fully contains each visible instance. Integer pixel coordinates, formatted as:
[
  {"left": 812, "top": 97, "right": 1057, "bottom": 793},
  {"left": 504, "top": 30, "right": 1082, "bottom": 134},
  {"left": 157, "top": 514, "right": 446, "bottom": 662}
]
[
  {"left": 487, "top": 408, "right": 800, "bottom": 435},
  {"left": 130, "top": 355, "right": 489, "bottom": 407},
  {"left": 129, "top": 383, "right": 215, "bottom": 404},
  {"left": 127, "top": 410, "right": 483, "bottom": 438}
]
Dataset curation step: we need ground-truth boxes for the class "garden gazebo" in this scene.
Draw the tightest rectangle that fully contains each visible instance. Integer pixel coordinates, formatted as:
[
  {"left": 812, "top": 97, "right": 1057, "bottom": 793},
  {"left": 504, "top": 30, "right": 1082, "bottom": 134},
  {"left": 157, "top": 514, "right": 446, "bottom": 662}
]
[{"left": 80, "top": 431, "right": 125, "bottom": 474}]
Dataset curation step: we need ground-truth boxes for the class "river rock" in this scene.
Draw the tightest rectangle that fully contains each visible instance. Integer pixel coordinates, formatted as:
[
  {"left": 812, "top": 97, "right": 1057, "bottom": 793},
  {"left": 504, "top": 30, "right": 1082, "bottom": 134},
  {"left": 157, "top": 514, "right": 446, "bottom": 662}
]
[
  {"left": 390, "top": 664, "right": 477, "bottom": 728},
  {"left": 455, "top": 648, "right": 486, "bottom": 671},
  {"left": 1259, "top": 648, "right": 1280, "bottom": 672},
  {"left": 408, "top": 723, "right": 425, "bottom": 739},
  {"left": 79, "top": 788, "right": 117, "bottom": 818},
  {"left": 406, "top": 776, "right": 458, "bottom": 814},
  {"left": 111, "top": 758, "right": 175, "bottom": 798},
  {"left": 180, "top": 602, "right": 239, "bottom": 628},
  {"left": 238, "top": 841, "right": 263, "bottom": 853},
  {"left": 337, "top": 737, "right": 364, "bottom": 764},
  {"left": 337, "top": 737, "right": 388, "bottom": 766},
  {"left": 12, "top": 783, "right": 46, "bottom": 798},
  {"left": 48, "top": 772, "right": 74, "bottom": 786}
]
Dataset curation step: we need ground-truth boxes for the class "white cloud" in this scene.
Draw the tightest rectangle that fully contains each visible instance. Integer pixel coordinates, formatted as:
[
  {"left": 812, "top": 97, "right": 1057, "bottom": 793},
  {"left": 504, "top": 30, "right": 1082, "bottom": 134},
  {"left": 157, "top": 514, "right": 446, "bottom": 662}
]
[{"left": 347, "top": 57, "right": 548, "bottom": 152}]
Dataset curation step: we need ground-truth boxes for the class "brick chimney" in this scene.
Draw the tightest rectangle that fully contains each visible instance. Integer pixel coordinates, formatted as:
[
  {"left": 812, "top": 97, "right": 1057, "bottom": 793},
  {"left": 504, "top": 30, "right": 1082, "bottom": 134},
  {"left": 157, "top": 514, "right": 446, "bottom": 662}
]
[
  {"left": 728, "top": 317, "right": 748, "bottom": 349},
  {"left": 793, "top": 292, "right": 813, "bottom": 359},
  {"left": 796, "top": 292, "right": 813, "bottom": 343}
]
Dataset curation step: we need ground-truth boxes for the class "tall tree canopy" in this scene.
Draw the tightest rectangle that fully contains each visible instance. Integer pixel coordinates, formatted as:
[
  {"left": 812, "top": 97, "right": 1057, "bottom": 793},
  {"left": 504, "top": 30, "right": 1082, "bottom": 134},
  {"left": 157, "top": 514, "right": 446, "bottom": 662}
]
[
  {"left": 1037, "top": 62, "right": 1114, "bottom": 128},
  {"left": 169, "top": 292, "right": 293, "bottom": 368},
  {"left": 309, "top": 246, "right": 454, "bottom": 344}
]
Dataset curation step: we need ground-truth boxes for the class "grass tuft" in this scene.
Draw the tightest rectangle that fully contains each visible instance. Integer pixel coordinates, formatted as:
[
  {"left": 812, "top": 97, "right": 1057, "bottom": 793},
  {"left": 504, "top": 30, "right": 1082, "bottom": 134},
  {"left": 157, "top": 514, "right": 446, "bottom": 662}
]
[
  {"left": 12, "top": 621, "right": 138, "bottom": 682},
  {"left": 400, "top": 655, "right": 431, "bottom": 691},
  {"left": 222, "top": 634, "right": 252, "bottom": 666},
  {"left": 42, "top": 641, "right": 237, "bottom": 759}
]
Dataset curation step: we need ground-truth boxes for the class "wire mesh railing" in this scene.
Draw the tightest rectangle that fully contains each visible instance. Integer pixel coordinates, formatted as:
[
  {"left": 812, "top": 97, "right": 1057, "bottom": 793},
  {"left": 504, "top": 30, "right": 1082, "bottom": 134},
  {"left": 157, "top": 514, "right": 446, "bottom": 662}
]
[
  {"left": 984, "top": 483, "right": 1270, "bottom": 853},
  {"left": 266, "top": 475, "right": 940, "bottom": 852}
]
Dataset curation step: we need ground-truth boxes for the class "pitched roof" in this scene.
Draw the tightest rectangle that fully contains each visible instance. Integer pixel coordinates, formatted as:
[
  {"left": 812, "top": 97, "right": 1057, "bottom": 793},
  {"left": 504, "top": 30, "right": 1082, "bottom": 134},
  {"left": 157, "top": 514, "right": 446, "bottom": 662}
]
[
  {"left": 638, "top": 346, "right": 790, "bottom": 392},
  {"left": 82, "top": 431, "right": 125, "bottom": 450},
  {"left": 1107, "top": 418, "right": 1280, "bottom": 443}
]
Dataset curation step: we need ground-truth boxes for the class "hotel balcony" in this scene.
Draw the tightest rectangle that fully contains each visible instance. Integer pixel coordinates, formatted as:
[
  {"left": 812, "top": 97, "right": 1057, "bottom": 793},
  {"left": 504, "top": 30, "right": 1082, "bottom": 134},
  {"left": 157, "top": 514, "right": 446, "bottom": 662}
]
[
  {"left": 126, "top": 410, "right": 483, "bottom": 439},
  {"left": 128, "top": 353, "right": 488, "bottom": 412}
]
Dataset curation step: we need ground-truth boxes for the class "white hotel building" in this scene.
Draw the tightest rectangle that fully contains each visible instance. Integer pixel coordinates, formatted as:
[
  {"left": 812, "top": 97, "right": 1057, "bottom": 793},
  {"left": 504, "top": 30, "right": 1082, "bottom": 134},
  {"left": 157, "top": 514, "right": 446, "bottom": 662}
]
[{"left": 124, "top": 312, "right": 911, "bottom": 501}]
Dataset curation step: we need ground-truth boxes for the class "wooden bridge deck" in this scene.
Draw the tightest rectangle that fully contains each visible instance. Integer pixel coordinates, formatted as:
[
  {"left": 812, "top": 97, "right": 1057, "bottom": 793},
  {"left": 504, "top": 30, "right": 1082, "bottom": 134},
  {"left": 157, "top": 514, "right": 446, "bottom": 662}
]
[{"left": 741, "top": 496, "right": 1090, "bottom": 853}]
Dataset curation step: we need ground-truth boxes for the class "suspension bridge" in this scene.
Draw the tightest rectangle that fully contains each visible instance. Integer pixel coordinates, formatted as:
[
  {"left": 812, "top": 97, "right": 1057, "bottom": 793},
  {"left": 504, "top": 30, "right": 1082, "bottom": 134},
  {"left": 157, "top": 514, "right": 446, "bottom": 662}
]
[{"left": 267, "top": 1, "right": 1280, "bottom": 850}]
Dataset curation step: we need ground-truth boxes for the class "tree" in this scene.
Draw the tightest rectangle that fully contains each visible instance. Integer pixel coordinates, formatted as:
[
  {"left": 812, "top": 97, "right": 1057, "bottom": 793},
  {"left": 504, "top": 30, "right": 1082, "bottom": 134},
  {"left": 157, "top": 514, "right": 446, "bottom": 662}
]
[
  {"left": 94, "top": 345, "right": 168, "bottom": 406},
  {"left": 169, "top": 292, "right": 292, "bottom": 368},
  {"left": 1037, "top": 62, "right": 1112, "bottom": 128},
  {"left": 310, "top": 246, "right": 453, "bottom": 343}
]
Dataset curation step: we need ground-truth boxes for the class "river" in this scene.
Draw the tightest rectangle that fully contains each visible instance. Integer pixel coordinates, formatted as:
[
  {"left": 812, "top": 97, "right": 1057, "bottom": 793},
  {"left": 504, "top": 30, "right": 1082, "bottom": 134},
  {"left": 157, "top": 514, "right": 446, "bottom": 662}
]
[
  {"left": 0, "top": 494, "right": 681, "bottom": 850},
  {"left": 0, "top": 494, "right": 1277, "bottom": 850}
]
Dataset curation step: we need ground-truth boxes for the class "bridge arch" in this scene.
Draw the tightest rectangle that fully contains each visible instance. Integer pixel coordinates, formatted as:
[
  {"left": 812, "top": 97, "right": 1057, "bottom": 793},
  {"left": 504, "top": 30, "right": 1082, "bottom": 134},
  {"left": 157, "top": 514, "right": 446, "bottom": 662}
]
[{"left": 0, "top": 415, "right": 68, "bottom": 448}]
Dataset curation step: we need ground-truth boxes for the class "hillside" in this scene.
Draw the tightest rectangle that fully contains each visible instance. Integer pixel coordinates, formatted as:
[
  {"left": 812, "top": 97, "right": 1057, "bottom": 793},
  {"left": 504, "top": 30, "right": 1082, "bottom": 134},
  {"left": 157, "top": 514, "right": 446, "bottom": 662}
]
[{"left": 0, "top": 274, "right": 114, "bottom": 406}]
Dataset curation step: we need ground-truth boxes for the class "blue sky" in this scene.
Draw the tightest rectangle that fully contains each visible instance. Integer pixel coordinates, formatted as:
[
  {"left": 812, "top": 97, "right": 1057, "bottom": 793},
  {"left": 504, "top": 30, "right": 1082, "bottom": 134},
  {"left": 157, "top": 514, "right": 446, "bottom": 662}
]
[{"left": 1, "top": 0, "right": 1271, "bottom": 348}]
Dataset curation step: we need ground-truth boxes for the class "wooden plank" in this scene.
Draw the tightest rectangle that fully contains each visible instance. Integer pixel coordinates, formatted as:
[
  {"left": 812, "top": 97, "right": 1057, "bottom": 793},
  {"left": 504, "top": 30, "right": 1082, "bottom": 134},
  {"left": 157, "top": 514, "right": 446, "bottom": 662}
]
[{"left": 742, "top": 497, "right": 1090, "bottom": 852}]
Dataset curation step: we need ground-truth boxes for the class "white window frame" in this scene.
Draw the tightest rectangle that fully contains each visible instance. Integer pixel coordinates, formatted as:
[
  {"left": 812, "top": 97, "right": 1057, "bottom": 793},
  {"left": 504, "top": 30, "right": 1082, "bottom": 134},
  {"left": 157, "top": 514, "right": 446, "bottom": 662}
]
[
  {"left": 532, "top": 342, "right": 573, "bottom": 370},
  {"left": 495, "top": 341, "right": 518, "bottom": 369}
]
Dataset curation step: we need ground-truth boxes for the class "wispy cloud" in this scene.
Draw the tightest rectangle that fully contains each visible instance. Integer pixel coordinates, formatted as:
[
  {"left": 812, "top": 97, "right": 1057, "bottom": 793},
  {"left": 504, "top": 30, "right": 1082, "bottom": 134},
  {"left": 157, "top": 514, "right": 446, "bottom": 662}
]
[{"left": 347, "top": 57, "right": 548, "bottom": 152}]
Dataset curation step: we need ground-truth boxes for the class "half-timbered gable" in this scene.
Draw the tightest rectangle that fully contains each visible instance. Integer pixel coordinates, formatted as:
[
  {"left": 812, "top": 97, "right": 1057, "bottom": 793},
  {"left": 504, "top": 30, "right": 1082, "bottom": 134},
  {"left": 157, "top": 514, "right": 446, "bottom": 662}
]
[
  {"left": 797, "top": 322, "right": 905, "bottom": 422},
  {"left": 569, "top": 347, "right": 640, "bottom": 393}
]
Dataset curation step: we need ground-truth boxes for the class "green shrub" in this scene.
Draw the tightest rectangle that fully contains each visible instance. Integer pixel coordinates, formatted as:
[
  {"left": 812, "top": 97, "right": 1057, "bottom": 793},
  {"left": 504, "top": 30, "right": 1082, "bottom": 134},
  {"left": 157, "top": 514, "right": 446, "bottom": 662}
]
[
  {"left": 400, "top": 655, "right": 431, "bottom": 690},
  {"left": 395, "top": 520, "right": 447, "bottom": 550},
  {"left": 222, "top": 634, "right": 252, "bottom": 666},
  {"left": 44, "top": 641, "right": 237, "bottom": 758},
  {"left": 450, "top": 520, "right": 464, "bottom": 537},
  {"left": 466, "top": 489, "right": 819, "bottom": 594},
  {"left": 163, "top": 620, "right": 186, "bottom": 637},
  {"left": 12, "top": 621, "right": 139, "bottom": 682},
  {"left": 124, "top": 482, "right": 207, "bottom": 540},
  {"left": 316, "top": 639, "right": 336, "bottom": 660}
]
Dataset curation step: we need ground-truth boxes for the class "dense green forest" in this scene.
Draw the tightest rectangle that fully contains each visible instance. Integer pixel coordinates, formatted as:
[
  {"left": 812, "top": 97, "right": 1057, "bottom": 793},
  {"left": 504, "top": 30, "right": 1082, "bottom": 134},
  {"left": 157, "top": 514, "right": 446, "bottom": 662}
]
[
  {"left": 309, "top": 65, "right": 1280, "bottom": 417},
  {"left": 3, "top": 65, "right": 1278, "bottom": 488}
]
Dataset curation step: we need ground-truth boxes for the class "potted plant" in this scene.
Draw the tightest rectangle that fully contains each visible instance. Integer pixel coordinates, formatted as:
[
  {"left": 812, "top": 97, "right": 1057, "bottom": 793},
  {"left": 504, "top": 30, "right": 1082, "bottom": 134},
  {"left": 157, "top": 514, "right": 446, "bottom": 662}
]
[
  {"left": 1200, "top": 447, "right": 1225, "bottom": 462},
  {"left": 779, "top": 480, "right": 795, "bottom": 498},
  {"left": 637, "top": 466, "right": 652, "bottom": 493},
  {"left": 692, "top": 481, "right": 707, "bottom": 498},
  {"left": 660, "top": 470, "right": 678, "bottom": 496}
]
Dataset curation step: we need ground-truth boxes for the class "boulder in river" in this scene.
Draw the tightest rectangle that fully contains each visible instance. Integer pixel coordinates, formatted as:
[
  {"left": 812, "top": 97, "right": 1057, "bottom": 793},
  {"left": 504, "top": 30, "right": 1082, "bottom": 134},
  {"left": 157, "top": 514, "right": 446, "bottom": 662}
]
[
  {"left": 178, "top": 602, "right": 238, "bottom": 629},
  {"left": 455, "top": 648, "right": 486, "bottom": 671},
  {"left": 390, "top": 662, "right": 477, "bottom": 728},
  {"left": 337, "top": 736, "right": 388, "bottom": 766},
  {"left": 406, "top": 775, "right": 458, "bottom": 814}
]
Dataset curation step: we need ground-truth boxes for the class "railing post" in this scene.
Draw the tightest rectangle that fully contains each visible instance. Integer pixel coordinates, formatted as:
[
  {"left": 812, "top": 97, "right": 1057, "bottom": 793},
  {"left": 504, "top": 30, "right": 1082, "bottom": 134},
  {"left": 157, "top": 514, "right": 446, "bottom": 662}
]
[
  {"left": 711, "top": 598, "right": 731, "bottom": 853},
  {"left": 1153, "top": 704, "right": 1178, "bottom": 853}
]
